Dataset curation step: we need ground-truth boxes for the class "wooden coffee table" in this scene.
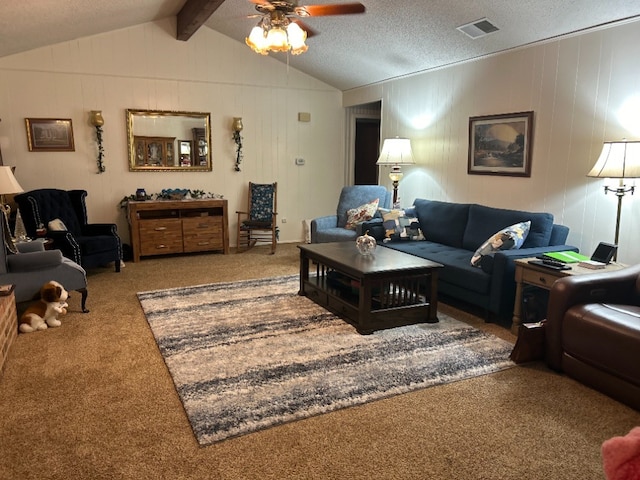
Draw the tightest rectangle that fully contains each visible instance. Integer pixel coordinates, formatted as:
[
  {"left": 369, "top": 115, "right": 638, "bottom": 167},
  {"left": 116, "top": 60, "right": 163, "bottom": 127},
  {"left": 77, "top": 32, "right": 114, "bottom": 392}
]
[{"left": 298, "top": 242, "right": 443, "bottom": 334}]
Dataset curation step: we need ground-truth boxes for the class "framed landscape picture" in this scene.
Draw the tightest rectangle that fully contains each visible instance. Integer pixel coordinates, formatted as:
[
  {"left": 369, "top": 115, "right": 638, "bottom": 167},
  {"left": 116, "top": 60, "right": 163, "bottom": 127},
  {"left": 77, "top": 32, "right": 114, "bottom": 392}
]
[
  {"left": 468, "top": 111, "right": 533, "bottom": 177},
  {"left": 25, "top": 118, "right": 75, "bottom": 152}
]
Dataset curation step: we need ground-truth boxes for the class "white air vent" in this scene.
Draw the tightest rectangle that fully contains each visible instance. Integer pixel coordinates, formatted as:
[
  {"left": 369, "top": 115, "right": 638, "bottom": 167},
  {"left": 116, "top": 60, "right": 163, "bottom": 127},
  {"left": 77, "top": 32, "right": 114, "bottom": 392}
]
[{"left": 457, "top": 18, "right": 499, "bottom": 39}]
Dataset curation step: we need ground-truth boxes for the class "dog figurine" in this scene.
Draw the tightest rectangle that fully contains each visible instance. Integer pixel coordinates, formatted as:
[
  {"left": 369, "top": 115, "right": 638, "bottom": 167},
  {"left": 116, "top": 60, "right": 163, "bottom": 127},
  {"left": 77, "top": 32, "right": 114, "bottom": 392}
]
[{"left": 19, "top": 281, "right": 69, "bottom": 333}]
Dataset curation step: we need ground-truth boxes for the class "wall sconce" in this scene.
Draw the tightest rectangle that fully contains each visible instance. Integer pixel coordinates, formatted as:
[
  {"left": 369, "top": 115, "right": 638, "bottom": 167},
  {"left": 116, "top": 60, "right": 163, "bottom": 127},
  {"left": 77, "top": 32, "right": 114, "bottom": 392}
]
[
  {"left": 89, "top": 110, "right": 105, "bottom": 173},
  {"left": 232, "top": 117, "right": 243, "bottom": 172}
]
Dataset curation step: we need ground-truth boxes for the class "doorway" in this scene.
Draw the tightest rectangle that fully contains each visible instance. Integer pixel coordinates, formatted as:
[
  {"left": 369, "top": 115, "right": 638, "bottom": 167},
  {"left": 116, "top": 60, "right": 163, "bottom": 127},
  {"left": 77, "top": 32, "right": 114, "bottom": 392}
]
[
  {"left": 354, "top": 118, "right": 380, "bottom": 185},
  {"left": 346, "top": 101, "right": 381, "bottom": 186}
]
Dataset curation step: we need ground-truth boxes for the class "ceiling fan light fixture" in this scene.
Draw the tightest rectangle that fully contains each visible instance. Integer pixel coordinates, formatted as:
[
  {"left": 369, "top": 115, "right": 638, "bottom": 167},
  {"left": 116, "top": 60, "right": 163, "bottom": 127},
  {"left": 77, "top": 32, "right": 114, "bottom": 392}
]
[
  {"left": 246, "top": 25, "right": 269, "bottom": 54},
  {"left": 287, "top": 22, "right": 308, "bottom": 54},
  {"left": 266, "top": 26, "right": 290, "bottom": 51}
]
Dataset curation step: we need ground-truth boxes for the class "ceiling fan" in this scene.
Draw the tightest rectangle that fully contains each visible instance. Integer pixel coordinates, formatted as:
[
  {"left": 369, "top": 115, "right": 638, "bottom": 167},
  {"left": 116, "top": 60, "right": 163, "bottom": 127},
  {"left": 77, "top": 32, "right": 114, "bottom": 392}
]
[{"left": 245, "top": 0, "right": 366, "bottom": 55}]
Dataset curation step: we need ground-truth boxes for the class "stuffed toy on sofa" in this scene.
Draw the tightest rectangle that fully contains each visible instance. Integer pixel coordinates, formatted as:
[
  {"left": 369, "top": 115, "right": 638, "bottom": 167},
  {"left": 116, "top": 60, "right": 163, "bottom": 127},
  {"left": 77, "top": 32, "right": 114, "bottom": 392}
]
[{"left": 19, "top": 281, "right": 69, "bottom": 333}]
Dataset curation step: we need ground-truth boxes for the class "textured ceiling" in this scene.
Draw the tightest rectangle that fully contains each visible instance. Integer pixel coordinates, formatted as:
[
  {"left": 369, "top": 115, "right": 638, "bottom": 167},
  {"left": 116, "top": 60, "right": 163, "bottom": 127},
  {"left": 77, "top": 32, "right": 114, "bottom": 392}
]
[{"left": 2, "top": 0, "right": 640, "bottom": 91}]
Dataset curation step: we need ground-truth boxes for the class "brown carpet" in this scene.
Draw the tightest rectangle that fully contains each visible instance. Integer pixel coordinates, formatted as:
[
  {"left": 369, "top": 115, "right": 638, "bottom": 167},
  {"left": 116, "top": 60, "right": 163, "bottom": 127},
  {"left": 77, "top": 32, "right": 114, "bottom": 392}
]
[{"left": 1, "top": 243, "right": 638, "bottom": 480}]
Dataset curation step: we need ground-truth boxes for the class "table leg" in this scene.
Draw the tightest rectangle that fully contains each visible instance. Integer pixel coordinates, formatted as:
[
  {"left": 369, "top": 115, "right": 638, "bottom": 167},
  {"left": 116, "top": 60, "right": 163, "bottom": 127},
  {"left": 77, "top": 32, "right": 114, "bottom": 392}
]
[
  {"left": 511, "top": 268, "right": 524, "bottom": 335},
  {"left": 298, "top": 250, "right": 309, "bottom": 295}
]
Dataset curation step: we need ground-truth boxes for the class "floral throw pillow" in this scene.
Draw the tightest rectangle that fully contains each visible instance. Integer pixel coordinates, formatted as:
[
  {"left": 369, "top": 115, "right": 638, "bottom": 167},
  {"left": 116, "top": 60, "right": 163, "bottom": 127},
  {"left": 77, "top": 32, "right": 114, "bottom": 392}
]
[
  {"left": 471, "top": 221, "right": 531, "bottom": 267},
  {"left": 381, "top": 208, "right": 424, "bottom": 242},
  {"left": 345, "top": 198, "right": 380, "bottom": 230}
]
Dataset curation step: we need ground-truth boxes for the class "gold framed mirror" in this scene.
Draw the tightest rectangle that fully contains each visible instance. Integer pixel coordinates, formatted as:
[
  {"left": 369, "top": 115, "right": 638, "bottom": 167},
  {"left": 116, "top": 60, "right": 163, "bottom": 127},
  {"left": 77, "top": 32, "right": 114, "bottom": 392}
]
[{"left": 126, "top": 109, "right": 212, "bottom": 172}]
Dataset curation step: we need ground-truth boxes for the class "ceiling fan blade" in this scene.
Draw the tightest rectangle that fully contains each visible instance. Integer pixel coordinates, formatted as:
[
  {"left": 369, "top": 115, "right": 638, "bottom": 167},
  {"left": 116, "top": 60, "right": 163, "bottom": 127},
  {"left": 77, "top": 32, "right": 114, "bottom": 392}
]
[
  {"left": 250, "top": 0, "right": 274, "bottom": 10},
  {"left": 302, "top": 3, "right": 365, "bottom": 16},
  {"left": 293, "top": 20, "right": 317, "bottom": 38}
]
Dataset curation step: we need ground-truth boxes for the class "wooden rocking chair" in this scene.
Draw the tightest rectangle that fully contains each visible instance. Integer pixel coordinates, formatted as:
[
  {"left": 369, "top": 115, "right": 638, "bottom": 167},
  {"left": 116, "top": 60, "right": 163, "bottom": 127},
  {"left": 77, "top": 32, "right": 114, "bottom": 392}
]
[{"left": 236, "top": 182, "right": 278, "bottom": 254}]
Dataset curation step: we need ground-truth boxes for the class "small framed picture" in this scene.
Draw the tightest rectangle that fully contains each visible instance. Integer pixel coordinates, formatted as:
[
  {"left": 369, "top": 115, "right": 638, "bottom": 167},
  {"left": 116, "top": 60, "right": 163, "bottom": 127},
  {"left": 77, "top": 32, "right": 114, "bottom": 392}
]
[
  {"left": 468, "top": 111, "right": 533, "bottom": 177},
  {"left": 25, "top": 118, "right": 75, "bottom": 152}
]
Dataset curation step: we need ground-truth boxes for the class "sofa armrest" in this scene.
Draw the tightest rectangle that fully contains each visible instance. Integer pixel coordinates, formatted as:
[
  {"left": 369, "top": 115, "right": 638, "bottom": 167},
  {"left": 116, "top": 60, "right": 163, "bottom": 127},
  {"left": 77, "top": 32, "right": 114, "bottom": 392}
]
[
  {"left": 545, "top": 263, "right": 640, "bottom": 370},
  {"left": 482, "top": 244, "right": 579, "bottom": 317},
  {"left": 7, "top": 249, "right": 63, "bottom": 271},
  {"left": 357, "top": 218, "right": 385, "bottom": 239}
]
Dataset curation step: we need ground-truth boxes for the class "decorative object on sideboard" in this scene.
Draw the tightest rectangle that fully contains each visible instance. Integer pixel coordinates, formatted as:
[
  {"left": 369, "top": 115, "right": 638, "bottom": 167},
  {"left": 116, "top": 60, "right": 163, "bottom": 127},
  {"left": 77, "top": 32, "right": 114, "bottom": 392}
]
[
  {"left": 89, "top": 110, "right": 105, "bottom": 173},
  {"left": 232, "top": 117, "right": 243, "bottom": 172},
  {"left": 376, "top": 137, "right": 415, "bottom": 208},
  {"left": 119, "top": 189, "right": 224, "bottom": 208},
  {"left": 468, "top": 111, "right": 534, "bottom": 177},
  {"left": 25, "top": 118, "right": 75, "bottom": 152},
  {"left": 587, "top": 140, "right": 640, "bottom": 260}
]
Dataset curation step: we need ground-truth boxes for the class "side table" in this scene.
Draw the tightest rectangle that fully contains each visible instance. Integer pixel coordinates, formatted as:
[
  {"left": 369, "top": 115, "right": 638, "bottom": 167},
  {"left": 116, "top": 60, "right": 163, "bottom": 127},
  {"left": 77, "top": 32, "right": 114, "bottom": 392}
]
[
  {"left": 511, "top": 258, "right": 626, "bottom": 334},
  {"left": 0, "top": 284, "right": 17, "bottom": 378}
]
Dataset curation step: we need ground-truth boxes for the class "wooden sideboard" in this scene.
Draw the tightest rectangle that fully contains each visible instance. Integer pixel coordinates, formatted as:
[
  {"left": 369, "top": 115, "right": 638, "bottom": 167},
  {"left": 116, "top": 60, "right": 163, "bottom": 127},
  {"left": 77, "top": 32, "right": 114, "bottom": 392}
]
[{"left": 127, "top": 199, "right": 229, "bottom": 262}]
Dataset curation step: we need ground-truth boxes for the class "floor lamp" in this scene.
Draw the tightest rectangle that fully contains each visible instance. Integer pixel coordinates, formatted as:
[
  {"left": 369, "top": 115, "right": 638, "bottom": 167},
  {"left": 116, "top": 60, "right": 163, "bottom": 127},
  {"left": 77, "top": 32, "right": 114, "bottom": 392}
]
[
  {"left": 376, "top": 137, "right": 415, "bottom": 208},
  {"left": 587, "top": 140, "right": 640, "bottom": 260}
]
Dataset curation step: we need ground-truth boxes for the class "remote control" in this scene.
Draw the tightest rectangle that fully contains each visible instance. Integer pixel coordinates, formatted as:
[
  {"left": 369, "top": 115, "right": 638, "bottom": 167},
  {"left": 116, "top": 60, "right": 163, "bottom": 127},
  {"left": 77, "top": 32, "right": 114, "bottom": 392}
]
[{"left": 542, "top": 258, "right": 566, "bottom": 268}]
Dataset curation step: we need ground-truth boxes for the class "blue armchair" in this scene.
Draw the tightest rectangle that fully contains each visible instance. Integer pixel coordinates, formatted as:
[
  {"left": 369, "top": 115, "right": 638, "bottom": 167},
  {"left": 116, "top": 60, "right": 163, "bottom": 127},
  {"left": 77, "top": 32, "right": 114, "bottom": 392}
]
[
  {"left": 311, "top": 185, "right": 391, "bottom": 243},
  {"left": 1, "top": 213, "right": 89, "bottom": 311},
  {"left": 14, "top": 189, "right": 122, "bottom": 272}
]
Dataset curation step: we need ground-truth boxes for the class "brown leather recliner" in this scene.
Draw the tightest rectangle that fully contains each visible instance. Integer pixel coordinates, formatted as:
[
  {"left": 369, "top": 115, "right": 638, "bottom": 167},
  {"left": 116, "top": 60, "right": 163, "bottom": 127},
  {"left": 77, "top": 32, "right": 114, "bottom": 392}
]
[{"left": 546, "top": 263, "right": 640, "bottom": 411}]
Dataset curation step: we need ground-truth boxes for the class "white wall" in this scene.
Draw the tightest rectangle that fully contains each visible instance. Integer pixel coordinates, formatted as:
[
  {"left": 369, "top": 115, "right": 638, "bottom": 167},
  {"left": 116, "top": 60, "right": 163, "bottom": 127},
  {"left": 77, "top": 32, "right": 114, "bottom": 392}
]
[
  {"left": 345, "top": 19, "right": 640, "bottom": 265},
  {"left": 0, "top": 18, "right": 345, "bottom": 247}
]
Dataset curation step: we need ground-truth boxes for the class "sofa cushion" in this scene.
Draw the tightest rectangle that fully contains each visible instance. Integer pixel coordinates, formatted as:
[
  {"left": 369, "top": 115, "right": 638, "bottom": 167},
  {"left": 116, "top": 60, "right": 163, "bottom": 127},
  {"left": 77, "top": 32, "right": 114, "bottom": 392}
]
[
  {"left": 412, "top": 199, "right": 470, "bottom": 249},
  {"left": 345, "top": 198, "right": 379, "bottom": 230},
  {"left": 383, "top": 241, "right": 491, "bottom": 295},
  {"left": 471, "top": 221, "right": 530, "bottom": 267},
  {"left": 462, "top": 204, "right": 554, "bottom": 251},
  {"left": 380, "top": 208, "right": 424, "bottom": 242}
]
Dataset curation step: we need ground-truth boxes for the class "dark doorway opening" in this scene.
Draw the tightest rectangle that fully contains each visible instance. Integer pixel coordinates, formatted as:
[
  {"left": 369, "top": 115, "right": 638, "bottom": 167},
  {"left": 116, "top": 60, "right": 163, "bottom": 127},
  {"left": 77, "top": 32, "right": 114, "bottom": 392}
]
[{"left": 354, "top": 118, "right": 380, "bottom": 185}]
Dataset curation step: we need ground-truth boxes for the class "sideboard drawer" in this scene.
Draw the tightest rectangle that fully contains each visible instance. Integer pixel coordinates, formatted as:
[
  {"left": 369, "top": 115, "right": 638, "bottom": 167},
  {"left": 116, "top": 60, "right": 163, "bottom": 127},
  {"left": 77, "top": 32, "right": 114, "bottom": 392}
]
[
  {"left": 139, "top": 218, "right": 183, "bottom": 255},
  {"left": 182, "top": 217, "right": 223, "bottom": 252},
  {"left": 521, "top": 267, "right": 558, "bottom": 289}
]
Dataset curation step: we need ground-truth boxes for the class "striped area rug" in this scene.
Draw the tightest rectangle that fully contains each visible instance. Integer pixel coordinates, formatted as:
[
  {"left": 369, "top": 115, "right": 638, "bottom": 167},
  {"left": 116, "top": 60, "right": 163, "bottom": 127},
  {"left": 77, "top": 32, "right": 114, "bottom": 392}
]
[{"left": 138, "top": 275, "right": 514, "bottom": 446}]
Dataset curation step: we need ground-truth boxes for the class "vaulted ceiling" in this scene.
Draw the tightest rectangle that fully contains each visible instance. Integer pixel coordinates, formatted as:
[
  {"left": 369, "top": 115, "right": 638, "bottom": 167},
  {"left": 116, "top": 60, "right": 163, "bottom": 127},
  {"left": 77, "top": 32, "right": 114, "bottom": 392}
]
[{"left": 2, "top": 0, "right": 640, "bottom": 91}]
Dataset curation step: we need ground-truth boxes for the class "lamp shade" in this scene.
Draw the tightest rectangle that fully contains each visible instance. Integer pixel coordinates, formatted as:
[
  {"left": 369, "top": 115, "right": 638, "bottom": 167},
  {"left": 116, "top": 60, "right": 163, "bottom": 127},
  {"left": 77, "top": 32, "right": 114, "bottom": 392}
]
[
  {"left": 376, "top": 138, "right": 415, "bottom": 165},
  {"left": 0, "top": 166, "right": 23, "bottom": 195},
  {"left": 587, "top": 141, "right": 640, "bottom": 178}
]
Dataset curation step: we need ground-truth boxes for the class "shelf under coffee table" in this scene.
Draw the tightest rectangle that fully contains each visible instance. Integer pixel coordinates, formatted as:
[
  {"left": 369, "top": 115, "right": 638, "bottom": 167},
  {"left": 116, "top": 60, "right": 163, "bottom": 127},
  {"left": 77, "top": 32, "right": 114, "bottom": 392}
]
[{"left": 298, "top": 242, "right": 443, "bottom": 334}]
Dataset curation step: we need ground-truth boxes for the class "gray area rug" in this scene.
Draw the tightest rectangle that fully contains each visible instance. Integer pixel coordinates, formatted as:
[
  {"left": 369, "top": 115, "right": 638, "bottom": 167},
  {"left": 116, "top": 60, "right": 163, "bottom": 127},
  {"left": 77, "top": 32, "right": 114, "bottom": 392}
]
[{"left": 138, "top": 275, "right": 515, "bottom": 446}]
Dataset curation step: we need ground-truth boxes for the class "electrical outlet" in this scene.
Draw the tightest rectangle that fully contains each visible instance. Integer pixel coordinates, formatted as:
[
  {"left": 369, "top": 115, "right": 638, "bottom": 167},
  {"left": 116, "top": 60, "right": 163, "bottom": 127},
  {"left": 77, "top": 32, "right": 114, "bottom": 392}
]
[
  {"left": 295, "top": 158, "right": 305, "bottom": 166},
  {"left": 281, "top": 218, "right": 287, "bottom": 223}
]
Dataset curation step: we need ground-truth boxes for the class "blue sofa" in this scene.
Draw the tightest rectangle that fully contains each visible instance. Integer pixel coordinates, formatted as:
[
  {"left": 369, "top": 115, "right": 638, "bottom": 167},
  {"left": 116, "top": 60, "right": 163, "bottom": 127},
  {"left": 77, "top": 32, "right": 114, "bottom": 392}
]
[{"left": 363, "top": 199, "right": 577, "bottom": 319}]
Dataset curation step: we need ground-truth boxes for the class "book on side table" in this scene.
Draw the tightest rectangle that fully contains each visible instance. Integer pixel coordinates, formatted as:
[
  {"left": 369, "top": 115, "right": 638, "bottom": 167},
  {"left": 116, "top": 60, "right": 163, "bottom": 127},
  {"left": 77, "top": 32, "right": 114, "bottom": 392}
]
[{"left": 577, "top": 260, "right": 606, "bottom": 269}]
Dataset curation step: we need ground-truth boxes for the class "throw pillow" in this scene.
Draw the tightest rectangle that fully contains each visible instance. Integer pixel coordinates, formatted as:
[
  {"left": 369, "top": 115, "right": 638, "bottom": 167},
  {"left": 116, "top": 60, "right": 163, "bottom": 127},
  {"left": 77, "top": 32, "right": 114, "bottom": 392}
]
[
  {"left": 470, "top": 220, "right": 531, "bottom": 267},
  {"left": 381, "top": 208, "right": 424, "bottom": 242},
  {"left": 48, "top": 218, "right": 68, "bottom": 231},
  {"left": 345, "top": 198, "right": 379, "bottom": 230}
]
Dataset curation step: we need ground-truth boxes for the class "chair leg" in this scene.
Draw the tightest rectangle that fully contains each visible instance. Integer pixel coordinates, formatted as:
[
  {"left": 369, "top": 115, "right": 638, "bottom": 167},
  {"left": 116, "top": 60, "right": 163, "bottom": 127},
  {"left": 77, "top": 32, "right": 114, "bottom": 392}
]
[{"left": 78, "top": 288, "right": 89, "bottom": 313}]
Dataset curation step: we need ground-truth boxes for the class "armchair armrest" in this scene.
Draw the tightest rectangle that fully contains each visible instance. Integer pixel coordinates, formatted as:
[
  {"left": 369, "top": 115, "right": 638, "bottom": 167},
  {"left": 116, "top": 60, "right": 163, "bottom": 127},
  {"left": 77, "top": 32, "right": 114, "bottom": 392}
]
[
  {"left": 7, "top": 249, "right": 63, "bottom": 271},
  {"left": 16, "top": 241, "right": 45, "bottom": 253},
  {"left": 545, "top": 263, "right": 640, "bottom": 370},
  {"left": 310, "top": 215, "right": 338, "bottom": 243},
  {"left": 82, "top": 223, "right": 118, "bottom": 236}
]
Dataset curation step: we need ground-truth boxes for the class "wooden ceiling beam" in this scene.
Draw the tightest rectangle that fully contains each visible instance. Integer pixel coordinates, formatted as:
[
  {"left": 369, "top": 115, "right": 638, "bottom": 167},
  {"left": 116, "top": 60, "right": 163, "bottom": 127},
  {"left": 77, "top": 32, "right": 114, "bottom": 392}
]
[{"left": 177, "top": 0, "right": 226, "bottom": 41}]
